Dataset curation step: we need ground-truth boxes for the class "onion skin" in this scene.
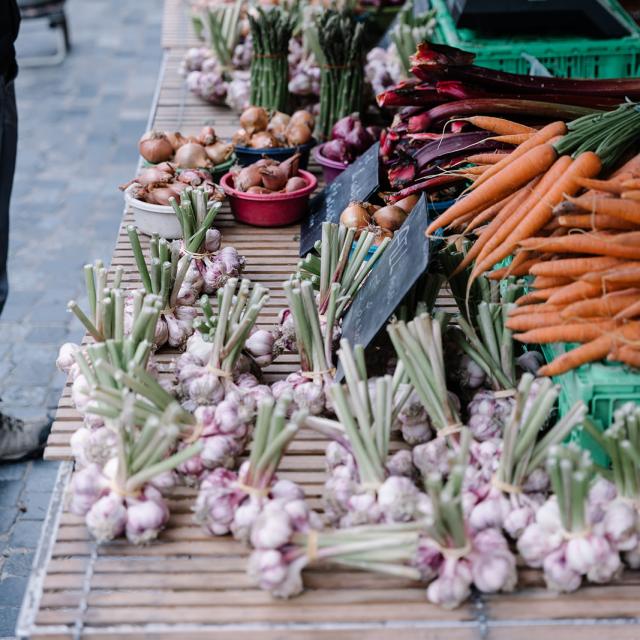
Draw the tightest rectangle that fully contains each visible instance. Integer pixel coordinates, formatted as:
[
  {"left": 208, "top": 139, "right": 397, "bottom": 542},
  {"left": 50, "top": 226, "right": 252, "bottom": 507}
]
[
  {"left": 138, "top": 131, "right": 174, "bottom": 164},
  {"left": 322, "top": 139, "right": 350, "bottom": 163},
  {"left": 174, "top": 142, "right": 211, "bottom": 168},
  {"left": 285, "top": 177, "right": 307, "bottom": 192},
  {"left": 198, "top": 125, "right": 217, "bottom": 146},
  {"left": 250, "top": 132, "right": 277, "bottom": 149},
  {"left": 290, "top": 110, "right": 315, "bottom": 131},
  {"left": 393, "top": 194, "right": 419, "bottom": 214},
  {"left": 370, "top": 225, "right": 393, "bottom": 246},
  {"left": 285, "top": 123, "right": 312, "bottom": 146},
  {"left": 165, "top": 131, "right": 189, "bottom": 151},
  {"left": 259, "top": 166, "right": 288, "bottom": 191},
  {"left": 279, "top": 153, "right": 300, "bottom": 179},
  {"left": 373, "top": 205, "right": 407, "bottom": 232},
  {"left": 240, "top": 106, "right": 269, "bottom": 135},
  {"left": 340, "top": 202, "right": 372, "bottom": 229},
  {"left": 235, "top": 165, "right": 263, "bottom": 192},
  {"left": 331, "top": 114, "right": 356, "bottom": 141},
  {"left": 246, "top": 186, "right": 273, "bottom": 194},
  {"left": 255, "top": 158, "right": 278, "bottom": 168},
  {"left": 205, "top": 141, "right": 233, "bottom": 165},
  {"left": 268, "top": 111, "right": 291, "bottom": 132},
  {"left": 233, "top": 129, "right": 251, "bottom": 146}
]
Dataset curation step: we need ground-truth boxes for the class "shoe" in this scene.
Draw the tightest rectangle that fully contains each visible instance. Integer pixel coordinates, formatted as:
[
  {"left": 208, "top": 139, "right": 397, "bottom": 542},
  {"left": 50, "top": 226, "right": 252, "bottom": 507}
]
[{"left": 0, "top": 412, "right": 51, "bottom": 461}]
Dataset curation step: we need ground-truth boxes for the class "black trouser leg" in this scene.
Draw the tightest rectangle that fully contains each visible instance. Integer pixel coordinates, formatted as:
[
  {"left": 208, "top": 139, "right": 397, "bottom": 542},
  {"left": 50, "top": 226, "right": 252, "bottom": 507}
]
[{"left": 0, "top": 79, "right": 17, "bottom": 317}]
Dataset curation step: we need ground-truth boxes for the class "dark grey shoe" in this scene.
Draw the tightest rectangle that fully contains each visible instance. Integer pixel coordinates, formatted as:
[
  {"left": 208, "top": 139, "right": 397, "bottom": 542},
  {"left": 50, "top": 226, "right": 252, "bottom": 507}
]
[{"left": 0, "top": 412, "right": 51, "bottom": 461}]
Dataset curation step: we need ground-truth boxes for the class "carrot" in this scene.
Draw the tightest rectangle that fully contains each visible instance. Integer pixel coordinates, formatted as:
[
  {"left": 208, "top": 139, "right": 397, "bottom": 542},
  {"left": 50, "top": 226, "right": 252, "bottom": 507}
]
[
  {"left": 622, "top": 190, "right": 640, "bottom": 201},
  {"left": 561, "top": 290, "right": 640, "bottom": 319},
  {"left": 426, "top": 142, "right": 558, "bottom": 235},
  {"left": 514, "top": 320, "right": 618, "bottom": 344},
  {"left": 463, "top": 191, "right": 519, "bottom": 234},
  {"left": 547, "top": 280, "right": 633, "bottom": 306},
  {"left": 451, "top": 178, "right": 542, "bottom": 274},
  {"left": 468, "top": 121, "right": 567, "bottom": 193},
  {"left": 465, "top": 152, "right": 510, "bottom": 165},
  {"left": 615, "top": 299, "right": 640, "bottom": 320},
  {"left": 557, "top": 214, "right": 637, "bottom": 231},
  {"left": 487, "top": 257, "right": 541, "bottom": 280},
  {"left": 565, "top": 195, "right": 640, "bottom": 225},
  {"left": 505, "top": 312, "right": 566, "bottom": 332},
  {"left": 515, "top": 286, "right": 565, "bottom": 306},
  {"left": 519, "top": 233, "right": 640, "bottom": 260},
  {"left": 580, "top": 264, "right": 640, "bottom": 285},
  {"left": 472, "top": 151, "right": 602, "bottom": 279},
  {"left": 457, "top": 165, "right": 489, "bottom": 176},
  {"left": 621, "top": 179, "right": 640, "bottom": 190},
  {"left": 538, "top": 322, "right": 640, "bottom": 376},
  {"left": 574, "top": 177, "right": 626, "bottom": 194},
  {"left": 509, "top": 303, "right": 566, "bottom": 317},
  {"left": 462, "top": 116, "right": 535, "bottom": 137},
  {"left": 608, "top": 345, "right": 640, "bottom": 368},
  {"left": 489, "top": 133, "right": 534, "bottom": 145},
  {"left": 532, "top": 275, "right": 573, "bottom": 289},
  {"left": 530, "top": 256, "right": 624, "bottom": 278}
]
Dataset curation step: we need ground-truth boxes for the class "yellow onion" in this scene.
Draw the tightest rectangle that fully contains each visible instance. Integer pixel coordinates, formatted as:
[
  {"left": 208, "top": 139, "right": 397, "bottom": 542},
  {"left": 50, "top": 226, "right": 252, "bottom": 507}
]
[
  {"left": 240, "top": 106, "right": 269, "bottom": 135},
  {"left": 174, "top": 142, "right": 211, "bottom": 168},
  {"left": 373, "top": 205, "right": 407, "bottom": 232},
  {"left": 340, "top": 202, "right": 371, "bottom": 230},
  {"left": 285, "top": 122, "right": 312, "bottom": 146},
  {"left": 268, "top": 111, "right": 291, "bottom": 131},
  {"left": 165, "top": 131, "right": 189, "bottom": 151},
  {"left": 197, "top": 125, "right": 217, "bottom": 146},
  {"left": 235, "top": 165, "right": 263, "bottom": 192},
  {"left": 394, "top": 194, "right": 419, "bottom": 214},
  {"left": 370, "top": 225, "right": 393, "bottom": 246},
  {"left": 260, "top": 165, "right": 288, "bottom": 191},
  {"left": 232, "top": 128, "right": 250, "bottom": 146},
  {"left": 138, "top": 131, "right": 174, "bottom": 164},
  {"left": 205, "top": 141, "right": 234, "bottom": 165},
  {"left": 250, "top": 131, "right": 278, "bottom": 149},
  {"left": 285, "top": 177, "right": 307, "bottom": 192},
  {"left": 290, "top": 110, "right": 315, "bottom": 130}
]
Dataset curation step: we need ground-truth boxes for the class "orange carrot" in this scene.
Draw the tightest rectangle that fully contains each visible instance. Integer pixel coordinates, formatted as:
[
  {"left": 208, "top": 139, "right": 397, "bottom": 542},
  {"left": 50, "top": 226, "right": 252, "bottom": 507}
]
[
  {"left": 468, "top": 121, "right": 567, "bottom": 192},
  {"left": 515, "top": 286, "right": 565, "bottom": 306},
  {"left": 621, "top": 179, "right": 640, "bottom": 190},
  {"left": 622, "top": 190, "right": 640, "bottom": 201},
  {"left": 615, "top": 299, "right": 640, "bottom": 320},
  {"left": 509, "top": 303, "right": 566, "bottom": 317},
  {"left": 514, "top": 320, "right": 618, "bottom": 344},
  {"left": 472, "top": 151, "right": 602, "bottom": 279},
  {"left": 487, "top": 257, "right": 541, "bottom": 280},
  {"left": 557, "top": 213, "right": 636, "bottom": 231},
  {"left": 530, "top": 256, "right": 624, "bottom": 278},
  {"left": 561, "top": 290, "right": 640, "bottom": 319},
  {"left": 608, "top": 345, "right": 640, "bottom": 368},
  {"left": 457, "top": 165, "right": 489, "bottom": 176},
  {"left": 538, "top": 322, "right": 640, "bottom": 376},
  {"left": 565, "top": 195, "right": 640, "bottom": 225},
  {"left": 532, "top": 275, "right": 573, "bottom": 289},
  {"left": 519, "top": 233, "right": 640, "bottom": 260},
  {"left": 574, "top": 177, "right": 626, "bottom": 194},
  {"left": 463, "top": 192, "right": 519, "bottom": 234},
  {"left": 465, "top": 152, "right": 510, "bottom": 165},
  {"left": 462, "top": 116, "right": 535, "bottom": 136},
  {"left": 547, "top": 280, "right": 633, "bottom": 306},
  {"left": 580, "top": 264, "right": 640, "bottom": 285},
  {"left": 505, "top": 312, "right": 566, "bottom": 332},
  {"left": 489, "top": 133, "right": 534, "bottom": 145},
  {"left": 426, "top": 142, "right": 558, "bottom": 235}
]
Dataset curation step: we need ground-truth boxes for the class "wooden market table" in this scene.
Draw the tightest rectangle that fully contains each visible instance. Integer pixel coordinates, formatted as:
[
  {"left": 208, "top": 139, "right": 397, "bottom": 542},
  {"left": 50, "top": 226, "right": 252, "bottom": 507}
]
[{"left": 15, "top": 1, "right": 640, "bottom": 637}]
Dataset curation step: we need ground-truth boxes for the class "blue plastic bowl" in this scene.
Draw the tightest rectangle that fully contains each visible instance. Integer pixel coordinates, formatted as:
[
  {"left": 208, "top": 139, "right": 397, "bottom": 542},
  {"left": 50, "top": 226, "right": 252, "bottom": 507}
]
[{"left": 234, "top": 139, "right": 316, "bottom": 168}]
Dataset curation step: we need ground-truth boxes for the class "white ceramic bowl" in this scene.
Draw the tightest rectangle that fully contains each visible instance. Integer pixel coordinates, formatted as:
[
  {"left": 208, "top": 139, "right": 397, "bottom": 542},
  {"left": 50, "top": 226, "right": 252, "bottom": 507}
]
[{"left": 124, "top": 186, "right": 182, "bottom": 239}]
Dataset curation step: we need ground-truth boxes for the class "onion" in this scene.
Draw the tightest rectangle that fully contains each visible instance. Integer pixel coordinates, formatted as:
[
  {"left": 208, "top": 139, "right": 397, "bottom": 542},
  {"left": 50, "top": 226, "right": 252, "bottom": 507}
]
[
  {"left": 255, "top": 158, "right": 278, "bottom": 168},
  {"left": 331, "top": 114, "right": 357, "bottom": 141},
  {"left": 285, "top": 177, "right": 307, "bottom": 192},
  {"left": 260, "top": 166, "right": 288, "bottom": 191},
  {"left": 127, "top": 167, "right": 174, "bottom": 188},
  {"left": 174, "top": 142, "right": 211, "bottom": 168},
  {"left": 246, "top": 186, "right": 273, "bottom": 194},
  {"left": 197, "top": 125, "right": 217, "bottom": 146},
  {"left": 205, "top": 141, "right": 234, "bottom": 165},
  {"left": 370, "top": 225, "right": 393, "bottom": 246},
  {"left": 322, "top": 139, "right": 350, "bottom": 164},
  {"left": 340, "top": 202, "right": 371, "bottom": 229},
  {"left": 154, "top": 161, "right": 176, "bottom": 174},
  {"left": 366, "top": 125, "right": 383, "bottom": 142},
  {"left": 290, "top": 110, "right": 315, "bottom": 130},
  {"left": 145, "top": 183, "right": 187, "bottom": 205},
  {"left": 285, "top": 123, "right": 312, "bottom": 147},
  {"left": 373, "top": 205, "right": 407, "bottom": 232},
  {"left": 138, "top": 131, "right": 174, "bottom": 164},
  {"left": 240, "top": 106, "right": 269, "bottom": 135},
  {"left": 394, "top": 194, "right": 419, "bottom": 214},
  {"left": 235, "top": 165, "right": 263, "bottom": 192},
  {"left": 233, "top": 128, "right": 250, "bottom": 146},
  {"left": 268, "top": 111, "right": 291, "bottom": 131},
  {"left": 344, "top": 121, "right": 373, "bottom": 156},
  {"left": 280, "top": 153, "right": 300, "bottom": 179},
  {"left": 165, "top": 131, "right": 189, "bottom": 151},
  {"left": 250, "top": 131, "right": 277, "bottom": 149}
]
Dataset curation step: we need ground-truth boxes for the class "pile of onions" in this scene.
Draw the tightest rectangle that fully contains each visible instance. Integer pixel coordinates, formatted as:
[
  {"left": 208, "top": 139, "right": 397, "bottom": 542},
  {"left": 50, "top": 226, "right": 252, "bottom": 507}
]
[
  {"left": 233, "top": 107, "right": 314, "bottom": 149},
  {"left": 232, "top": 154, "right": 308, "bottom": 195},
  {"left": 321, "top": 114, "right": 381, "bottom": 165},
  {"left": 339, "top": 194, "right": 415, "bottom": 245},
  {"left": 138, "top": 126, "right": 233, "bottom": 168}
]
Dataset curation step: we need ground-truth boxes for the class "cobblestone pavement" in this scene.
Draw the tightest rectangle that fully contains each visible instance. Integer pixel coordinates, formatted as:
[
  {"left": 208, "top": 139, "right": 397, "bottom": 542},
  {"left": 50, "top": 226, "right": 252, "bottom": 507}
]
[{"left": 0, "top": 1, "right": 162, "bottom": 635}]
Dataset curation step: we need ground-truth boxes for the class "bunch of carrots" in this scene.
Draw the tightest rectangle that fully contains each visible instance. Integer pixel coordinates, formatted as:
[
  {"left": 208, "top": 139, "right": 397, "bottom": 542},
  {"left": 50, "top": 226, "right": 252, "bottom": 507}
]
[{"left": 426, "top": 103, "right": 640, "bottom": 377}]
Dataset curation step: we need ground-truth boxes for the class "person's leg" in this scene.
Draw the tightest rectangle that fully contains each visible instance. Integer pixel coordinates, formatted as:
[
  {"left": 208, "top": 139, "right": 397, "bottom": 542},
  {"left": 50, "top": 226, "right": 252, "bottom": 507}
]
[{"left": 0, "top": 79, "right": 17, "bottom": 315}]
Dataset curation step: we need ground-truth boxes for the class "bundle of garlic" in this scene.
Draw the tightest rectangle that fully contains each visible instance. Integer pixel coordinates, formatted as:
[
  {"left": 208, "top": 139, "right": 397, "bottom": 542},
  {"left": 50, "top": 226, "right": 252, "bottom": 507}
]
[
  {"left": 467, "top": 374, "right": 587, "bottom": 539},
  {"left": 195, "top": 395, "right": 309, "bottom": 541},
  {"left": 588, "top": 402, "right": 640, "bottom": 567},
  {"left": 305, "top": 340, "right": 426, "bottom": 527},
  {"left": 249, "top": 520, "right": 424, "bottom": 599},
  {"left": 57, "top": 261, "right": 125, "bottom": 378},
  {"left": 67, "top": 402, "right": 202, "bottom": 545},
  {"left": 518, "top": 443, "right": 622, "bottom": 592},
  {"left": 170, "top": 186, "right": 245, "bottom": 294},
  {"left": 127, "top": 226, "right": 200, "bottom": 348},
  {"left": 419, "top": 430, "right": 517, "bottom": 609}
]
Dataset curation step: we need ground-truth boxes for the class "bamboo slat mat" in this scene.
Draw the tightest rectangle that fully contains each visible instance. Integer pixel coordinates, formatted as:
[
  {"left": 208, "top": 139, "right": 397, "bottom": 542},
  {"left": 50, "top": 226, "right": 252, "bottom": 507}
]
[
  {"left": 162, "top": 0, "right": 201, "bottom": 49},
  {"left": 18, "top": 7, "right": 640, "bottom": 638}
]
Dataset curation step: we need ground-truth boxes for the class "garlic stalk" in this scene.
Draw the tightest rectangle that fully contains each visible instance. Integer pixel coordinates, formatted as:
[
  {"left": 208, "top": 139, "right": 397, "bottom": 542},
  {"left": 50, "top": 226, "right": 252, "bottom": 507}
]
[
  {"left": 387, "top": 314, "right": 460, "bottom": 435},
  {"left": 169, "top": 186, "right": 222, "bottom": 255}
]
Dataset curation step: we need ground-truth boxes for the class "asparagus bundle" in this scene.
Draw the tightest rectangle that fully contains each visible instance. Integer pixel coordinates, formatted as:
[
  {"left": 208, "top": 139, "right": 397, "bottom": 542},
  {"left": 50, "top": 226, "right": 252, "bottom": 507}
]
[
  {"left": 67, "top": 402, "right": 202, "bottom": 545},
  {"left": 170, "top": 186, "right": 245, "bottom": 295},
  {"left": 195, "top": 396, "right": 312, "bottom": 541},
  {"left": 249, "top": 6, "right": 296, "bottom": 112},
  {"left": 518, "top": 444, "right": 622, "bottom": 592},
  {"left": 315, "top": 10, "right": 365, "bottom": 140}
]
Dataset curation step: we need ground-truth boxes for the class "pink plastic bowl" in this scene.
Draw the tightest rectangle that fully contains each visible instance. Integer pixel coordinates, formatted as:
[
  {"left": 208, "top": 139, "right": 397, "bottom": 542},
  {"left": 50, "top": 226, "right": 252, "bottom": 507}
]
[
  {"left": 220, "top": 169, "right": 318, "bottom": 227},
  {"left": 313, "top": 143, "right": 348, "bottom": 184}
]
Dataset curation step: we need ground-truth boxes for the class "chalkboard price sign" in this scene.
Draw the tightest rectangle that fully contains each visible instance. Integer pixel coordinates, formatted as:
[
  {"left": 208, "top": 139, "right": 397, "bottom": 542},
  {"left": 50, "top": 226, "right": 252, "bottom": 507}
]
[
  {"left": 337, "top": 193, "right": 433, "bottom": 377},
  {"left": 299, "top": 142, "right": 380, "bottom": 256}
]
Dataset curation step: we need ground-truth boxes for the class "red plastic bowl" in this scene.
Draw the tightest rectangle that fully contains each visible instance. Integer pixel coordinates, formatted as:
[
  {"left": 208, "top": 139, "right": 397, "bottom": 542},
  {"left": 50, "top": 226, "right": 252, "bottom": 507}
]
[
  {"left": 313, "top": 143, "right": 349, "bottom": 184},
  {"left": 220, "top": 170, "right": 318, "bottom": 227}
]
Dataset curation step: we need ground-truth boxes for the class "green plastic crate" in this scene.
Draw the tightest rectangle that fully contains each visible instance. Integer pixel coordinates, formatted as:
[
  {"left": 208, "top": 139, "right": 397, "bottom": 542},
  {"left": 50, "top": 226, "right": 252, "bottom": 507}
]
[
  {"left": 541, "top": 342, "right": 640, "bottom": 466},
  {"left": 431, "top": 0, "right": 640, "bottom": 78}
]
